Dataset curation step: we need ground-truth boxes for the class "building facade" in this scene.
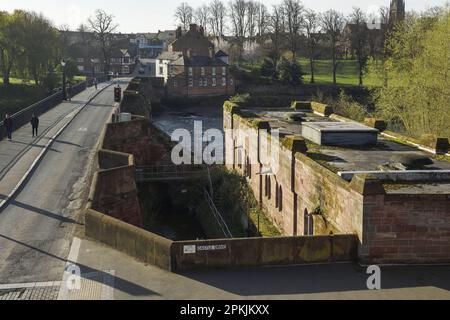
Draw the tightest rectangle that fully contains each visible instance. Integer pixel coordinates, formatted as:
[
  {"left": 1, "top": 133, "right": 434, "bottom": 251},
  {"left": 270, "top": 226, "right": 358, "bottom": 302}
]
[{"left": 156, "top": 24, "right": 235, "bottom": 97}]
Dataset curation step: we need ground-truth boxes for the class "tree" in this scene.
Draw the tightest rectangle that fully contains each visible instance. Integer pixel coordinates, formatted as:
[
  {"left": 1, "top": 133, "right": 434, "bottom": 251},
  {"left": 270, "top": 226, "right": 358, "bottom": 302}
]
[
  {"left": 88, "top": 9, "right": 118, "bottom": 75},
  {"left": 277, "top": 57, "right": 304, "bottom": 85},
  {"left": 194, "top": 5, "right": 210, "bottom": 34},
  {"left": 259, "top": 57, "right": 276, "bottom": 78},
  {"left": 366, "top": 9, "right": 450, "bottom": 138},
  {"left": 229, "top": 0, "right": 248, "bottom": 61},
  {"left": 321, "top": 9, "right": 345, "bottom": 85},
  {"left": 175, "top": 2, "right": 194, "bottom": 31},
  {"left": 256, "top": 2, "right": 268, "bottom": 44},
  {"left": 266, "top": 4, "right": 285, "bottom": 69},
  {"left": 349, "top": 7, "right": 368, "bottom": 86},
  {"left": 0, "top": 11, "right": 13, "bottom": 86},
  {"left": 282, "top": 0, "right": 304, "bottom": 60},
  {"left": 209, "top": 0, "right": 227, "bottom": 38},
  {"left": 303, "top": 9, "right": 319, "bottom": 83}
]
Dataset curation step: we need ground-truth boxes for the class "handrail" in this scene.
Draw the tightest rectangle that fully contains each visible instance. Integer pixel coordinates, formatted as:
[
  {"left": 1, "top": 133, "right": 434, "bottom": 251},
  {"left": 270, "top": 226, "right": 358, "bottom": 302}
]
[{"left": 204, "top": 188, "right": 233, "bottom": 238}]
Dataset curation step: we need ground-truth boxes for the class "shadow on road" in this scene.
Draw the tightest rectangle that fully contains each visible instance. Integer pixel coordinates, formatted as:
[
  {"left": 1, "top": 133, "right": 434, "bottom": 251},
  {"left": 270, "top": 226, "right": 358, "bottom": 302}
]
[
  {"left": 0, "top": 233, "right": 159, "bottom": 297},
  {"left": 179, "top": 263, "right": 450, "bottom": 296}
]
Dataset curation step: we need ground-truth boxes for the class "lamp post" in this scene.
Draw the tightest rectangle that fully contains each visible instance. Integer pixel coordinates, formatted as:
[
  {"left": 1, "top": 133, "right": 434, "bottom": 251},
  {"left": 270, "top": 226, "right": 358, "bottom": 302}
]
[
  {"left": 91, "top": 58, "right": 95, "bottom": 80},
  {"left": 61, "top": 60, "right": 66, "bottom": 100}
]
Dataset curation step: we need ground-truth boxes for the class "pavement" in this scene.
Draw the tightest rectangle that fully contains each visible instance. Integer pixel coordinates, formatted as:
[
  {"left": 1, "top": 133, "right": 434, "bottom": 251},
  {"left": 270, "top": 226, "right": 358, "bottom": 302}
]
[{"left": 0, "top": 79, "right": 129, "bottom": 289}]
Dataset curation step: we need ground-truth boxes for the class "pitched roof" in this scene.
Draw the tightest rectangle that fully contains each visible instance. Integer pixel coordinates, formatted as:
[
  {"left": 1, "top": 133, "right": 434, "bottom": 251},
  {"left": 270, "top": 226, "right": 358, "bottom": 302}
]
[
  {"left": 215, "top": 50, "right": 228, "bottom": 57},
  {"left": 156, "top": 51, "right": 183, "bottom": 61}
]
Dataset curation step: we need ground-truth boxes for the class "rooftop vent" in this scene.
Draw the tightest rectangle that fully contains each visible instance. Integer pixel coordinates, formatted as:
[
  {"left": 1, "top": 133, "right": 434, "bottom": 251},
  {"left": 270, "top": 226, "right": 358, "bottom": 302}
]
[
  {"left": 301, "top": 122, "right": 378, "bottom": 147},
  {"left": 380, "top": 153, "right": 434, "bottom": 171}
]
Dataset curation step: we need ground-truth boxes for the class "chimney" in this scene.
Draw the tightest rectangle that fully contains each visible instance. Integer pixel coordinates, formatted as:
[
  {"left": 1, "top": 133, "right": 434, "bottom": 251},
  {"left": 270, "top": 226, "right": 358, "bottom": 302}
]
[{"left": 209, "top": 47, "right": 214, "bottom": 59}]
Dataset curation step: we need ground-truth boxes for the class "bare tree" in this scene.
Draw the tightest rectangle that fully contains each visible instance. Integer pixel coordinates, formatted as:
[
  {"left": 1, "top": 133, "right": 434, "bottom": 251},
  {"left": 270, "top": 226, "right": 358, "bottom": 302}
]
[
  {"left": 209, "top": 0, "right": 227, "bottom": 38},
  {"left": 175, "top": 2, "right": 193, "bottom": 31},
  {"left": 349, "top": 7, "right": 368, "bottom": 86},
  {"left": 266, "top": 4, "right": 285, "bottom": 68},
  {"left": 229, "top": 0, "right": 247, "bottom": 60},
  {"left": 303, "top": 9, "right": 319, "bottom": 83},
  {"left": 256, "top": 2, "right": 268, "bottom": 44},
  {"left": 195, "top": 5, "right": 210, "bottom": 34},
  {"left": 246, "top": 1, "right": 258, "bottom": 41},
  {"left": 321, "top": 9, "right": 345, "bottom": 85},
  {"left": 282, "top": 0, "right": 303, "bottom": 60},
  {"left": 88, "top": 9, "right": 118, "bottom": 75}
]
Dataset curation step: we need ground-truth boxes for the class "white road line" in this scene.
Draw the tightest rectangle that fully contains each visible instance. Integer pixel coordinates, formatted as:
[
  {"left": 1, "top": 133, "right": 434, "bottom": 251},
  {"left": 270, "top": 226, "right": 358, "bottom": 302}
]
[
  {"left": 57, "top": 237, "right": 82, "bottom": 300},
  {"left": 0, "top": 281, "right": 61, "bottom": 290}
]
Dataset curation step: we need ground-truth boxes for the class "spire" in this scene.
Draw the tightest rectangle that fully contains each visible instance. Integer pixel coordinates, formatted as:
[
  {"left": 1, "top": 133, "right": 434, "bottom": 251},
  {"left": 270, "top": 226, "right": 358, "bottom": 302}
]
[{"left": 389, "top": 0, "right": 406, "bottom": 29}]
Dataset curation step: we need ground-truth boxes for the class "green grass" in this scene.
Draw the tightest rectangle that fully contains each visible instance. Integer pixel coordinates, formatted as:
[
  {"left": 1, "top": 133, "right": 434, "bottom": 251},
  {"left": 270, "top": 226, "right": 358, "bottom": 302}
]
[
  {"left": 0, "top": 82, "right": 47, "bottom": 120},
  {"left": 299, "top": 58, "right": 381, "bottom": 86}
]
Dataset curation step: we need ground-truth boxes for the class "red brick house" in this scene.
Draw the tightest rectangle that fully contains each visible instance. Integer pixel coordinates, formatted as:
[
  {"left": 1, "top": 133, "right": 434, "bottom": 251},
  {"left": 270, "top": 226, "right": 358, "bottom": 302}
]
[{"left": 156, "top": 24, "right": 235, "bottom": 97}]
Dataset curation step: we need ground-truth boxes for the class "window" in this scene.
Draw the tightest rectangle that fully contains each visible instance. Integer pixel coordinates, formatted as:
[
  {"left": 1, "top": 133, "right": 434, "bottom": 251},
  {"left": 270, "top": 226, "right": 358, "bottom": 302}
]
[
  {"left": 159, "top": 59, "right": 163, "bottom": 64},
  {"left": 76, "top": 58, "right": 84, "bottom": 63},
  {"left": 159, "top": 67, "right": 164, "bottom": 75},
  {"left": 201, "top": 67, "right": 205, "bottom": 76},
  {"left": 198, "top": 78, "right": 202, "bottom": 87},
  {"left": 278, "top": 186, "right": 283, "bottom": 211},
  {"left": 204, "top": 78, "right": 208, "bottom": 87},
  {"left": 212, "top": 67, "right": 216, "bottom": 76},
  {"left": 304, "top": 209, "right": 314, "bottom": 236},
  {"left": 77, "top": 66, "right": 84, "bottom": 71},
  {"left": 188, "top": 77, "right": 193, "bottom": 87},
  {"left": 222, "top": 77, "right": 226, "bottom": 87},
  {"left": 212, "top": 78, "right": 216, "bottom": 87},
  {"left": 222, "top": 67, "right": 226, "bottom": 75},
  {"left": 188, "top": 67, "right": 193, "bottom": 76},
  {"left": 173, "top": 79, "right": 177, "bottom": 87}
]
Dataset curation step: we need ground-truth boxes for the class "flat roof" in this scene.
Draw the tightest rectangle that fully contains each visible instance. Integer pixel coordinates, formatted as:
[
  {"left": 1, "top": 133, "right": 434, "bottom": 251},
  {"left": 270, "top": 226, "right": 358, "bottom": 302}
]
[
  {"left": 240, "top": 107, "right": 450, "bottom": 192},
  {"left": 302, "top": 122, "right": 379, "bottom": 133}
]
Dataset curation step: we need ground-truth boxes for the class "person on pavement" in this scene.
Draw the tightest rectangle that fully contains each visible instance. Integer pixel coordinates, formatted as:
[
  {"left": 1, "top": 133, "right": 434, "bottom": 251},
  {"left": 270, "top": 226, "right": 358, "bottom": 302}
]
[
  {"left": 31, "top": 113, "right": 39, "bottom": 137},
  {"left": 94, "top": 78, "right": 98, "bottom": 90},
  {"left": 67, "top": 82, "right": 72, "bottom": 101},
  {"left": 4, "top": 114, "right": 13, "bottom": 141}
]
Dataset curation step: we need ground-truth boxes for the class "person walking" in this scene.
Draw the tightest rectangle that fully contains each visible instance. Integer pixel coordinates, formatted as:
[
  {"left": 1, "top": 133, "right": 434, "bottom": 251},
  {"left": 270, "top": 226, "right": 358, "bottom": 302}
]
[
  {"left": 31, "top": 113, "right": 39, "bottom": 137},
  {"left": 4, "top": 114, "right": 13, "bottom": 141},
  {"left": 67, "top": 82, "right": 72, "bottom": 101},
  {"left": 94, "top": 78, "right": 98, "bottom": 90}
]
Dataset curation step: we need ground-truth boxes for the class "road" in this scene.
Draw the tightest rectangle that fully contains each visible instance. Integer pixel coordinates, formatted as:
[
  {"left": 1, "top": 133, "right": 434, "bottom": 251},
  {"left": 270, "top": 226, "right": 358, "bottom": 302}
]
[{"left": 0, "top": 79, "right": 129, "bottom": 284}]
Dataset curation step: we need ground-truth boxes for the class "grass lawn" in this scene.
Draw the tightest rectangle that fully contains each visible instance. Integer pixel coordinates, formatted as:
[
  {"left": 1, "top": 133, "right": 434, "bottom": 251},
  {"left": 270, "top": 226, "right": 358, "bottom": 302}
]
[
  {"left": 299, "top": 58, "right": 382, "bottom": 86},
  {"left": 0, "top": 81, "right": 47, "bottom": 120}
]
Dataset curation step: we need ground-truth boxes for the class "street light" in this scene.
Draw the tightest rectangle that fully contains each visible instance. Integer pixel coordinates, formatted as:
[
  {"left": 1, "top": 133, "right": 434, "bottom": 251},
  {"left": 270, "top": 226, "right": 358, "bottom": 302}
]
[
  {"left": 91, "top": 58, "right": 95, "bottom": 80},
  {"left": 61, "top": 60, "right": 66, "bottom": 100}
]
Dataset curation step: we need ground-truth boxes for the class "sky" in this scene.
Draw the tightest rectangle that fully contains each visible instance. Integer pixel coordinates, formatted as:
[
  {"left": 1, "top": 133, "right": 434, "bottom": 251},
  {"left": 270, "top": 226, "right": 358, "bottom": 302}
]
[{"left": 0, "top": 0, "right": 446, "bottom": 33}]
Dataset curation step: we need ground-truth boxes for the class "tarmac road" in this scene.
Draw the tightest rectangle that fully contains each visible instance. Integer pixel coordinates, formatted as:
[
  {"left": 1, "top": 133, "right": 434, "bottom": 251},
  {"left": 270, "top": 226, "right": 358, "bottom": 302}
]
[{"left": 0, "top": 79, "right": 129, "bottom": 284}]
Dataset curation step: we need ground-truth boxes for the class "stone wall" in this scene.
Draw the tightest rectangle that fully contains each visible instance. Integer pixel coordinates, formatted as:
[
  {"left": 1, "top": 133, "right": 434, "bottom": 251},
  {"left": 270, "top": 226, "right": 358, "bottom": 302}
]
[
  {"left": 224, "top": 101, "right": 450, "bottom": 264},
  {"left": 172, "top": 234, "right": 357, "bottom": 271}
]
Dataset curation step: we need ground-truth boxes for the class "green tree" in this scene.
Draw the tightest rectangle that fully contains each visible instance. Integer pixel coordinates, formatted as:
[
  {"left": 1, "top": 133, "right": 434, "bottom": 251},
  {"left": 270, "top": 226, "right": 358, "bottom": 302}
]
[
  {"left": 277, "top": 57, "right": 304, "bottom": 85},
  {"left": 259, "top": 58, "right": 276, "bottom": 78},
  {"left": 366, "top": 8, "right": 450, "bottom": 138}
]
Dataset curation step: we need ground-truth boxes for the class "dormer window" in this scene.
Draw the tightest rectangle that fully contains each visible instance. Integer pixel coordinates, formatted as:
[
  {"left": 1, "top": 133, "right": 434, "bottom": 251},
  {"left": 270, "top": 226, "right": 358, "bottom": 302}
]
[
  {"left": 222, "top": 67, "right": 226, "bottom": 75},
  {"left": 201, "top": 67, "right": 205, "bottom": 76},
  {"left": 188, "top": 67, "right": 193, "bottom": 76},
  {"left": 212, "top": 67, "right": 216, "bottom": 76}
]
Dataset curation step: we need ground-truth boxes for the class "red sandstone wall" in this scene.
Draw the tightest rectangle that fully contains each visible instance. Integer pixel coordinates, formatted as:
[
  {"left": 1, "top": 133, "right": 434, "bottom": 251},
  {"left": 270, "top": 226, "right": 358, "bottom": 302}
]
[{"left": 360, "top": 193, "right": 450, "bottom": 264}]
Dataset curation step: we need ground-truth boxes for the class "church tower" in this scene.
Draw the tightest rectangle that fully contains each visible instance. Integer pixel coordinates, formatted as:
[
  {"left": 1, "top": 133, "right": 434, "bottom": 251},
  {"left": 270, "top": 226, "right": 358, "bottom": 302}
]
[{"left": 389, "top": 0, "right": 406, "bottom": 29}]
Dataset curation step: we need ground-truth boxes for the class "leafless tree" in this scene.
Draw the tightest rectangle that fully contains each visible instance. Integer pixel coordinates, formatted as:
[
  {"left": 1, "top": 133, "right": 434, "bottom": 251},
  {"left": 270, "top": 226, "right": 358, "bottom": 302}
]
[
  {"left": 195, "top": 5, "right": 210, "bottom": 34},
  {"left": 321, "top": 9, "right": 345, "bottom": 85},
  {"left": 88, "top": 9, "right": 118, "bottom": 75},
  {"left": 229, "top": 0, "right": 247, "bottom": 60},
  {"left": 266, "top": 4, "right": 285, "bottom": 67},
  {"left": 246, "top": 1, "right": 259, "bottom": 41},
  {"left": 175, "top": 2, "right": 194, "bottom": 31},
  {"left": 303, "top": 9, "right": 319, "bottom": 83},
  {"left": 349, "top": 7, "right": 368, "bottom": 85},
  {"left": 256, "top": 2, "right": 268, "bottom": 44},
  {"left": 209, "top": 0, "right": 227, "bottom": 38},
  {"left": 282, "top": 0, "right": 304, "bottom": 60}
]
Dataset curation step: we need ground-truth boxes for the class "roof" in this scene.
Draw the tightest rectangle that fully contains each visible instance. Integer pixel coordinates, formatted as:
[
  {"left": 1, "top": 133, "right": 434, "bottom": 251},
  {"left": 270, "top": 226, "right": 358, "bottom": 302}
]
[
  {"left": 184, "top": 56, "right": 228, "bottom": 67},
  {"left": 156, "top": 51, "right": 183, "bottom": 61},
  {"left": 215, "top": 50, "right": 228, "bottom": 57}
]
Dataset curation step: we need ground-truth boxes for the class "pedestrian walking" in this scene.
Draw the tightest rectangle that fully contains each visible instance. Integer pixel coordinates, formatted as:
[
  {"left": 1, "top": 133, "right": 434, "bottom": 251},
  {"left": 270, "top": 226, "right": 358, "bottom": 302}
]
[
  {"left": 31, "top": 113, "right": 39, "bottom": 137},
  {"left": 67, "top": 82, "right": 72, "bottom": 101},
  {"left": 94, "top": 78, "right": 98, "bottom": 90},
  {"left": 4, "top": 114, "right": 13, "bottom": 141}
]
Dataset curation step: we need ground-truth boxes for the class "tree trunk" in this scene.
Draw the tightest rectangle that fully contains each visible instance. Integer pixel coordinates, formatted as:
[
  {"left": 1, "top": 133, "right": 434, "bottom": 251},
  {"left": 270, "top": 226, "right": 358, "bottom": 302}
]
[
  {"left": 332, "top": 46, "right": 337, "bottom": 85},
  {"left": 310, "top": 56, "right": 315, "bottom": 84}
]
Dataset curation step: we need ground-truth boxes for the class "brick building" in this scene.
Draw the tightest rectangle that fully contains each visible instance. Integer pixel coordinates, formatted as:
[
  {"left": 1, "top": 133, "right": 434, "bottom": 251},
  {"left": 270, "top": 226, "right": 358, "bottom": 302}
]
[
  {"left": 224, "top": 101, "right": 450, "bottom": 264},
  {"left": 156, "top": 24, "right": 235, "bottom": 97}
]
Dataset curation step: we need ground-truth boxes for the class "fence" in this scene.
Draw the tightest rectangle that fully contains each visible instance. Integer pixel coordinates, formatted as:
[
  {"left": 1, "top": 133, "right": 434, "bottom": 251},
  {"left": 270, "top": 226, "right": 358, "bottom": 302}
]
[{"left": 0, "top": 76, "right": 108, "bottom": 141}]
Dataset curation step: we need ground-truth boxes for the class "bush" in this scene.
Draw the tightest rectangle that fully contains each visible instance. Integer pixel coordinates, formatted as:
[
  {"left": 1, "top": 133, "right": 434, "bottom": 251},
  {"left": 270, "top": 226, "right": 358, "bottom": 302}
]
[
  {"left": 333, "top": 90, "right": 370, "bottom": 122},
  {"left": 259, "top": 58, "right": 276, "bottom": 78},
  {"left": 276, "top": 58, "right": 304, "bottom": 85}
]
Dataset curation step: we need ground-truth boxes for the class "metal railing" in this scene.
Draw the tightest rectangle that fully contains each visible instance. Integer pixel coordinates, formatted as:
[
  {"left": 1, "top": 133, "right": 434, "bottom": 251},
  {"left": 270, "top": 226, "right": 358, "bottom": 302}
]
[
  {"left": 0, "top": 77, "right": 108, "bottom": 141},
  {"left": 204, "top": 188, "right": 233, "bottom": 238},
  {"left": 135, "top": 164, "right": 207, "bottom": 182}
]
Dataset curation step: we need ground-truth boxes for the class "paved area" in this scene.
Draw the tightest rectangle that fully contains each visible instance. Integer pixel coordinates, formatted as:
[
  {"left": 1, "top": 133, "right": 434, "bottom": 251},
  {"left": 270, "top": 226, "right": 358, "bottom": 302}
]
[
  {"left": 61, "top": 237, "right": 450, "bottom": 300},
  {"left": 0, "top": 79, "right": 130, "bottom": 287}
]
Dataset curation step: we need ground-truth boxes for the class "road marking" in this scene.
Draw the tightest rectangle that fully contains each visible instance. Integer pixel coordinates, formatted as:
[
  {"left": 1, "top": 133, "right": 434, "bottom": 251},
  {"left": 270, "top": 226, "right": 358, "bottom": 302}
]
[
  {"left": 78, "top": 127, "right": 88, "bottom": 132},
  {"left": 57, "top": 237, "right": 81, "bottom": 300},
  {"left": 0, "top": 281, "right": 61, "bottom": 290}
]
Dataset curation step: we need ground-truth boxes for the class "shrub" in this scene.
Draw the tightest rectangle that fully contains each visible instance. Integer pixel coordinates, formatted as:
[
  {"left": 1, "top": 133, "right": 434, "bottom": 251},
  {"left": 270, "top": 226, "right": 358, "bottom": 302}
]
[
  {"left": 276, "top": 58, "right": 304, "bottom": 85},
  {"left": 259, "top": 58, "right": 276, "bottom": 78}
]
